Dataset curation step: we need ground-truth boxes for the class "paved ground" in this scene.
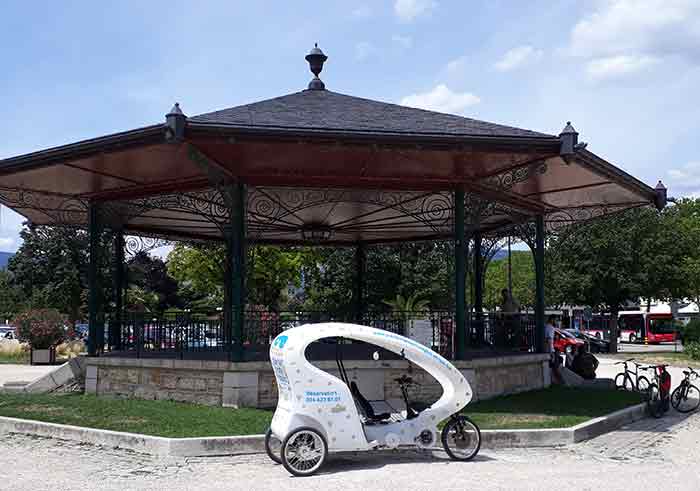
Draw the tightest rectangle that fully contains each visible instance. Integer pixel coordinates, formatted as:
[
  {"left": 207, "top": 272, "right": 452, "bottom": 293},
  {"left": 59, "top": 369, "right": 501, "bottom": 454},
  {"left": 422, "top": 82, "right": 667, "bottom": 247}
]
[
  {"left": 1, "top": 409, "right": 699, "bottom": 491},
  {"left": 0, "top": 364, "right": 54, "bottom": 386},
  {"left": 618, "top": 343, "right": 683, "bottom": 354}
]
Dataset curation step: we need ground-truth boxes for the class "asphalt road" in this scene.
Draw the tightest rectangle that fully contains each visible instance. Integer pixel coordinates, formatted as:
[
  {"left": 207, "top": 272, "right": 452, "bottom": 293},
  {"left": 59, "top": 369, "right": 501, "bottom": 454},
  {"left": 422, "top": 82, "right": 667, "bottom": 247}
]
[
  {"left": 618, "top": 343, "right": 684, "bottom": 354},
  {"left": 2, "top": 409, "right": 699, "bottom": 491}
]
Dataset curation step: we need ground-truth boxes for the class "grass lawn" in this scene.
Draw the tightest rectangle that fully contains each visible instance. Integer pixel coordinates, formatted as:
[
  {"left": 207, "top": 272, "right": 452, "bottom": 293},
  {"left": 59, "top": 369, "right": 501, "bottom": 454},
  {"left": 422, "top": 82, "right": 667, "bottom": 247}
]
[
  {"left": 0, "top": 352, "right": 29, "bottom": 365},
  {"left": 0, "top": 393, "right": 272, "bottom": 437},
  {"left": 0, "top": 385, "right": 643, "bottom": 437},
  {"left": 465, "top": 385, "right": 643, "bottom": 430}
]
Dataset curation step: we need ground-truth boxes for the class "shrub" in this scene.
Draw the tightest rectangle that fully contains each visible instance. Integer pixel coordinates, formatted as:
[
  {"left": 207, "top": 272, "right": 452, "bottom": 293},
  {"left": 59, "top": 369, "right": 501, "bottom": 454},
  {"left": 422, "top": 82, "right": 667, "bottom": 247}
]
[
  {"left": 56, "top": 339, "right": 85, "bottom": 359},
  {"left": 685, "top": 342, "right": 700, "bottom": 361},
  {"left": 0, "top": 339, "right": 29, "bottom": 361},
  {"left": 681, "top": 319, "right": 700, "bottom": 344},
  {"left": 13, "top": 309, "right": 66, "bottom": 349}
]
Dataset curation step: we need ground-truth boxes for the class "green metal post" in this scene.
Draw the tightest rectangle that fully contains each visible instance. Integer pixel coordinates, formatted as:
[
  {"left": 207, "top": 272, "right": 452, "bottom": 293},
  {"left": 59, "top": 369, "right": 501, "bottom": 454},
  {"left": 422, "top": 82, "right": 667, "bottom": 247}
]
[
  {"left": 354, "top": 243, "right": 366, "bottom": 323},
  {"left": 454, "top": 188, "right": 466, "bottom": 360},
  {"left": 227, "top": 183, "right": 247, "bottom": 361},
  {"left": 112, "top": 232, "right": 125, "bottom": 350},
  {"left": 534, "top": 215, "right": 546, "bottom": 353},
  {"left": 473, "top": 230, "right": 484, "bottom": 345},
  {"left": 87, "top": 203, "right": 101, "bottom": 357}
]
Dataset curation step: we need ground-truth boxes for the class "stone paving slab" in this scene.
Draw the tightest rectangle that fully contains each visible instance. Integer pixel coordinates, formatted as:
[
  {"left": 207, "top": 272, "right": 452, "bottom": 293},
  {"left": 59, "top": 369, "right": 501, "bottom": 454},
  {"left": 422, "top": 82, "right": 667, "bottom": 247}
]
[{"left": 0, "top": 364, "right": 54, "bottom": 387}]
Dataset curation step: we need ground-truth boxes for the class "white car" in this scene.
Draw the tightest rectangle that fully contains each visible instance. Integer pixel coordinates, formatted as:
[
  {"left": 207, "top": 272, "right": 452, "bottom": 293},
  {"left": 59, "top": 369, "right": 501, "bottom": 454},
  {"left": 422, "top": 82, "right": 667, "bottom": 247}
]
[{"left": 0, "top": 326, "right": 15, "bottom": 339}]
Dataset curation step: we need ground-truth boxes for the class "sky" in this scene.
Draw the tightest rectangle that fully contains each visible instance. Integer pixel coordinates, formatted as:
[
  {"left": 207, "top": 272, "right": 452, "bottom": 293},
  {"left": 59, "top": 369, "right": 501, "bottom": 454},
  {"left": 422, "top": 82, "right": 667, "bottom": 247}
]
[{"left": 0, "top": 0, "right": 699, "bottom": 253}]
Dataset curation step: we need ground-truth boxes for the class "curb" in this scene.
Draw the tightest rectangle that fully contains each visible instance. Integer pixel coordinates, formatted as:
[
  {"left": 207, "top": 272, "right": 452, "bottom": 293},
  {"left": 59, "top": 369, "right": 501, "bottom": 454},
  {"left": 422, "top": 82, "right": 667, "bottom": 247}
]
[{"left": 0, "top": 403, "right": 647, "bottom": 457}]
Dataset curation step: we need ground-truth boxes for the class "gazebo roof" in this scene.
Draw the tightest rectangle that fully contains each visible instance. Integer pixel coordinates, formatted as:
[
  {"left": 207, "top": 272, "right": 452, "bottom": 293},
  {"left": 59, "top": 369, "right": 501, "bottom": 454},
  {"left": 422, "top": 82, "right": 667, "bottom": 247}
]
[
  {"left": 0, "top": 45, "right": 662, "bottom": 245},
  {"left": 189, "top": 89, "right": 552, "bottom": 140}
]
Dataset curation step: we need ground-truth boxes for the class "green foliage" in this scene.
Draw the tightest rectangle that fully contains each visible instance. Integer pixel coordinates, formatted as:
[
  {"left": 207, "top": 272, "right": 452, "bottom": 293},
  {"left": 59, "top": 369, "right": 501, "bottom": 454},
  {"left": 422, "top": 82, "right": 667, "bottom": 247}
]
[
  {"left": 167, "top": 244, "right": 225, "bottom": 308},
  {"left": 484, "top": 251, "right": 534, "bottom": 310},
  {"left": 681, "top": 319, "right": 700, "bottom": 344},
  {"left": 383, "top": 292, "right": 430, "bottom": 312},
  {"left": 13, "top": 308, "right": 66, "bottom": 349},
  {"left": 685, "top": 342, "right": 700, "bottom": 361}
]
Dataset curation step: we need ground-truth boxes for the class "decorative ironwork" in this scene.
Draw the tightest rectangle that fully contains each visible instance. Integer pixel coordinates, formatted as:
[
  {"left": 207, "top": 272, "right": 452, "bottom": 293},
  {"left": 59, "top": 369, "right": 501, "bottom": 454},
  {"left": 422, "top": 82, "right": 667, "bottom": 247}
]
[
  {"left": 246, "top": 186, "right": 454, "bottom": 241},
  {"left": 124, "top": 235, "right": 174, "bottom": 257},
  {"left": 0, "top": 186, "right": 88, "bottom": 226},
  {"left": 481, "top": 159, "right": 547, "bottom": 191}
]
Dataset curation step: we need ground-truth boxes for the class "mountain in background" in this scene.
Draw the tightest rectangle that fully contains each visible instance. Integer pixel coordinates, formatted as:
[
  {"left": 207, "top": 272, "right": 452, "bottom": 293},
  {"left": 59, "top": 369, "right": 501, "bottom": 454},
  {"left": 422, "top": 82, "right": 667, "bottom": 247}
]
[{"left": 0, "top": 252, "right": 14, "bottom": 269}]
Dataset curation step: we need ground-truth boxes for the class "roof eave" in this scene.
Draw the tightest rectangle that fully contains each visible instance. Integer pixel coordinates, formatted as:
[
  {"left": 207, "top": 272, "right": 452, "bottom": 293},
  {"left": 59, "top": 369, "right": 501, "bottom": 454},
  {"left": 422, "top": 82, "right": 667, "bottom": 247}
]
[
  {"left": 186, "top": 121, "right": 561, "bottom": 149},
  {"left": 573, "top": 148, "right": 657, "bottom": 201},
  {"left": 0, "top": 124, "right": 166, "bottom": 175}
]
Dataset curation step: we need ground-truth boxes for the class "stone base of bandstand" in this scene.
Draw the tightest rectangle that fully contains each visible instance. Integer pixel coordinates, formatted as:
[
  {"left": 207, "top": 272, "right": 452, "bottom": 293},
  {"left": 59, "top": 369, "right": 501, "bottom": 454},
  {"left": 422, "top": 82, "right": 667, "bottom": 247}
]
[
  {"left": 85, "top": 354, "right": 550, "bottom": 408},
  {"left": 84, "top": 353, "right": 551, "bottom": 409}
]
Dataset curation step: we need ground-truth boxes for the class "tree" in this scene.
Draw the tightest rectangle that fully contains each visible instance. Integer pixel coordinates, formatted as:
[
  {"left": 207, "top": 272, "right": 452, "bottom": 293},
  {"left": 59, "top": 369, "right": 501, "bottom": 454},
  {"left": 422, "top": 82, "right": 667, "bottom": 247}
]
[
  {"left": 7, "top": 225, "right": 113, "bottom": 324},
  {"left": 547, "top": 207, "right": 691, "bottom": 352},
  {"left": 126, "top": 252, "right": 181, "bottom": 312},
  {"left": 483, "top": 251, "right": 535, "bottom": 310}
]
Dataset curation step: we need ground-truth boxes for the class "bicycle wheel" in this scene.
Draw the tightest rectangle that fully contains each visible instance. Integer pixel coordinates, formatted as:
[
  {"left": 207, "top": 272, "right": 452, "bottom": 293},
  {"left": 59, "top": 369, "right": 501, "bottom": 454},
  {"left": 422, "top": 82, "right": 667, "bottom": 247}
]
[
  {"left": 441, "top": 415, "right": 481, "bottom": 461},
  {"left": 265, "top": 428, "right": 282, "bottom": 464},
  {"left": 636, "top": 375, "right": 650, "bottom": 393},
  {"left": 615, "top": 373, "right": 634, "bottom": 391},
  {"left": 646, "top": 384, "right": 664, "bottom": 418},
  {"left": 281, "top": 427, "right": 328, "bottom": 477},
  {"left": 671, "top": 384, "right": 700, "bottom": 413}
]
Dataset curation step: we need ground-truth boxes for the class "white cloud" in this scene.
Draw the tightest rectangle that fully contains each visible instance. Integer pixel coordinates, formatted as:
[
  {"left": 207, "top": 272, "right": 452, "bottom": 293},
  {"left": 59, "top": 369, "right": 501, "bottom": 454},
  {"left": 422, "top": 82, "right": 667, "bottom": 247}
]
[
  {"left": 666, "top": 161, "right": 700, "bottom": 197},
  {"left": 391, "top": 34, "right": 412, "bottom": 48},
  {"left": 446, "top": 56, "right": 468, "bottom": 75},
  {"left": 394, "top": 0, "right": 437, "bottom": 22},
  {"left": 354, "top": 42, "right": 374, "bottom": 61},
  {"left": 400, "top": 84, "right": 480, "bottom": 114},
  {"left": 494, "top": 45, "right": 543, "bottom": 72},
  {"left": 351, "top": 5, "right": 372, "bottom": 19},
  {"left": 585, "top": 55, "right": 659, "bottom": 81},
  {"left": 570, "top": 0, "right": 700, "bottom": 60}
]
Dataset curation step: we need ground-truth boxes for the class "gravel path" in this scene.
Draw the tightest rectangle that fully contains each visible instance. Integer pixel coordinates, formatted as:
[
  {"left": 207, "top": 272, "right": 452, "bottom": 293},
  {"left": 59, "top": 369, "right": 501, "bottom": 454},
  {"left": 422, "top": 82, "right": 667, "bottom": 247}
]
[{"left": 2, "top": 409, "right": 699, "bottom": 491}]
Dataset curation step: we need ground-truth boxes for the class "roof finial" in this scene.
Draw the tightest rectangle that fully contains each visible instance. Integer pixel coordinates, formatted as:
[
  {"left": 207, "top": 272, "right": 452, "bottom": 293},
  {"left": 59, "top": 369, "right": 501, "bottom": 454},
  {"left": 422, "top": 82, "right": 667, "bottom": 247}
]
[{"left": 305, "top": 43, "right": 328, "bottom": 90}]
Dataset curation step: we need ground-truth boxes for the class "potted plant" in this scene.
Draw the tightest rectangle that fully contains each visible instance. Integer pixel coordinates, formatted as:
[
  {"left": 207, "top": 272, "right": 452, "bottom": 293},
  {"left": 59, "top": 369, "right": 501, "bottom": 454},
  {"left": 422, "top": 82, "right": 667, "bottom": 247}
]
[{"left": 14, "top": 308, "right": 66, "bottom": 365}]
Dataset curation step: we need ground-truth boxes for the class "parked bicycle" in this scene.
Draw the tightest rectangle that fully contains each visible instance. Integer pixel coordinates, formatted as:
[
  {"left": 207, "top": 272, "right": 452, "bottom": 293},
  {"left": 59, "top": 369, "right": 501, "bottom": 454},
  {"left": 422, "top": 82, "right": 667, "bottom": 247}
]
[
  {"left": 671, "top": 367, "right": 700, "bottom": 413},
  {"left": 641, "top": 364, "right": 671, "bottom": 418},
  {"left": 614, "top": 359, "right": 650, "bottom": 392}
]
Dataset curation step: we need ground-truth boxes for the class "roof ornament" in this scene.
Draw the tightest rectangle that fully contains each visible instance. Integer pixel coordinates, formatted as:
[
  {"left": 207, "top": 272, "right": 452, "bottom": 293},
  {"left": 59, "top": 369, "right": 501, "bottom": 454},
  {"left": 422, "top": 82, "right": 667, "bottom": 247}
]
[
  {"left": 305, "top": 43, "right": 328, "bottom": 91},
  {"left": 559, "top": 121, "right": 579, "bottom": 162},
  {"left": 655, "top": 180, "right": 668, "bottom": 210},
  {"left": 165, "top": 102, "right": 187, "bottom": 142}
]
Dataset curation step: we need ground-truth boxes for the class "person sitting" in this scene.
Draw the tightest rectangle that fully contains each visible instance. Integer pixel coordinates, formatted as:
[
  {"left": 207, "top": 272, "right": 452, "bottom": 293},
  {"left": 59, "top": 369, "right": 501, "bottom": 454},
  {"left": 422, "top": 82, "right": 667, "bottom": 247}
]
[{"left": 571, "top": 347, "right": 599, "bottom": 380}]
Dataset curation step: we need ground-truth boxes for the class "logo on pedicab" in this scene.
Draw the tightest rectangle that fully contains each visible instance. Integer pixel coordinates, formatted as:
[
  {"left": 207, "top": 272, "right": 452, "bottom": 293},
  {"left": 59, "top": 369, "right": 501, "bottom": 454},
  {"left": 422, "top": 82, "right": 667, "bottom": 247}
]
[{"left": 273, "top": 335, "right": 288, "bottom": 349}]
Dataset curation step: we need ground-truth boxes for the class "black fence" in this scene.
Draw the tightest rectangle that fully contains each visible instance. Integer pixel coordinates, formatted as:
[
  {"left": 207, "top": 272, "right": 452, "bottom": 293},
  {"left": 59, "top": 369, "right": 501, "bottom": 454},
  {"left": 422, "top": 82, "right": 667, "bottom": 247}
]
[{"left": 105, "top": 310, "right": 537, "bottom": 360}]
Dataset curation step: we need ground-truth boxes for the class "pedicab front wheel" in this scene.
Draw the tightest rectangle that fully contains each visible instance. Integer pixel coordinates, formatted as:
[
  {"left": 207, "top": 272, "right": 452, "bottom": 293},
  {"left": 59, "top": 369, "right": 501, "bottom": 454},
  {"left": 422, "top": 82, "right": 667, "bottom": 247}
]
[
  {"left": 281, "top": 427, "right": 328, "bottom": 477},
  {"left": 265, "top": 428, "right": 282, "bottom": 464},
  {"left": 441, "top": 415, "right": 481, "bottom": 461}
]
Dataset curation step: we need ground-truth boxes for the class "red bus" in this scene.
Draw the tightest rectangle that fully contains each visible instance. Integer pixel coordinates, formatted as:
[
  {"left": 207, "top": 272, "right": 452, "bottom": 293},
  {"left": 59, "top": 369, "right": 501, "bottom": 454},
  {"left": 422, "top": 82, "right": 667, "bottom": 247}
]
[{"left": 618, "top": 312, "right": 677, "bottom": 344}]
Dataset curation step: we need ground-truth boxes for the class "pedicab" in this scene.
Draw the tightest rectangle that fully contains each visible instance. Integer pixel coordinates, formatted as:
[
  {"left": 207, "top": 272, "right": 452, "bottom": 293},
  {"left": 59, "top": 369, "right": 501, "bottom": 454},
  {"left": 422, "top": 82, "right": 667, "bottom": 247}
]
[{"left": 265, "top": 322, "right": 481, "bottom": 476}]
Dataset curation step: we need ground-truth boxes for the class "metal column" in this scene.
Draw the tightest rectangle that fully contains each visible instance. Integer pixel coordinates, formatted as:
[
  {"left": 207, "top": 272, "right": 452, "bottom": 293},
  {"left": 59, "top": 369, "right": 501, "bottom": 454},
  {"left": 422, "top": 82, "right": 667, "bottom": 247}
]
[
  {"left": 534, "top": 215, "right": 546, "bottom": 353},
  {"left": 454, "top": 188, "right": 466, "bottom": 360},
  {"left": 87, "top": 203, "right": 101, "bottom": 357},
  {"left": 226, "top": 183, "right": 247, "bottom": 362},
  {"left": 112, "top": 232, "right": 125, "bottom": 350},
  {"left": 472, "top": 230, "right": 484, "bottom": 345},
  {"left": 354, "top": 243, "right": 366, "bottom": 323}
]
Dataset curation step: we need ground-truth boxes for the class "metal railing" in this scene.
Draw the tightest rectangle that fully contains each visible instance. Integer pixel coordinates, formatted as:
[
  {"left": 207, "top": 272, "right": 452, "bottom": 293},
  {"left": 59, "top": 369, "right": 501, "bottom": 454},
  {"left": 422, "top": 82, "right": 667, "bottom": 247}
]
[{"left": 106, "top": 310, "right": 537, "bottom": 360}]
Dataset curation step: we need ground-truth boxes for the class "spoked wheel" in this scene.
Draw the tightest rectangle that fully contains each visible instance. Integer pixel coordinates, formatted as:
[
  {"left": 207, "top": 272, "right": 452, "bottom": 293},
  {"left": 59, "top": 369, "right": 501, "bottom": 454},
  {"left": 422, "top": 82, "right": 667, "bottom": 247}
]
[
  {"left": 646, "top": 384, "right": 664, "bottom": 418},
  {"left": 671, "top": 384, "right": 700, "bottom": 413},
  {"left": 636, "top": 375, "right": 650, "bottom": 393},
  {"left": 281, "top": 427, "right": 328, "bottom": 477},
  {"left": 441, "top": 415, "right": 481, "bottom": 461},
  {"left": 265, "top": 428, "right": 282, "bottom": 464},
  {"left": 615, "top": 373, "right": 634, "bottom": 391}
]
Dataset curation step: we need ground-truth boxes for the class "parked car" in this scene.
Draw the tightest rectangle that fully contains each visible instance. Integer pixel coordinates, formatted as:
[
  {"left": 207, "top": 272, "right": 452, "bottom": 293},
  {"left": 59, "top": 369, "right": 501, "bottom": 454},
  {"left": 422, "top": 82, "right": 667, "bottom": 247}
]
[
  {"left": 565, "top": 329, "right": 610, "bottom": 353},
  {"left": 553, "top": 327, "right": 585, "bottom": 353},
  {"left": 0, "top": 325, "right": 15, "bottom": 340}
]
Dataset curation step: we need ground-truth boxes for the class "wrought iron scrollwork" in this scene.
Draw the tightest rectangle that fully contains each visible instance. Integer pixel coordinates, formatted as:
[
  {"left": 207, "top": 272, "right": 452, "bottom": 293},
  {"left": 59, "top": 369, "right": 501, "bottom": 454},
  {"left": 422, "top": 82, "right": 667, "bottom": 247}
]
[
  {"left": 124, "top": 235, "right": 174, "bottom": 257},
  {"left": 481, "top": 159, "right": 547, "bottom": 191}
]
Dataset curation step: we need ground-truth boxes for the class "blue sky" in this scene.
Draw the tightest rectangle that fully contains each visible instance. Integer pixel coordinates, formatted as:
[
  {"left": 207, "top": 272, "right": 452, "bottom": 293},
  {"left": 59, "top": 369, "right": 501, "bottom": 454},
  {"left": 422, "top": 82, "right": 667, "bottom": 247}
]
[{"left": 1, "top": 0, "right": 699, "bottom": 252}]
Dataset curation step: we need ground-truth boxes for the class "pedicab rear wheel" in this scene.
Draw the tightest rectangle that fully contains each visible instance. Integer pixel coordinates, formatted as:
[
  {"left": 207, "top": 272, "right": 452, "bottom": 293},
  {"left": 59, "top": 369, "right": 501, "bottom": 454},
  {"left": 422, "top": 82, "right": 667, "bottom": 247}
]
[
  {"left": 441, "top": 415, "right": 481, "bottom": 461},
  {"left": 265, "top": 428, "right": 282, "bottom": 464},
  {"left": 281, "top": 427, "right": 328, "bottom": 477}
]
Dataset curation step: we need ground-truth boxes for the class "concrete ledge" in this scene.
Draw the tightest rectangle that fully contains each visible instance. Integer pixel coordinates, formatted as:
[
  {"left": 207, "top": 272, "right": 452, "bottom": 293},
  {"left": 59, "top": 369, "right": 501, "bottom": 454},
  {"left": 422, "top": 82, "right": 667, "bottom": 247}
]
[{"left": 0, "top": 402, "right": 646, "bottom": 457}]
